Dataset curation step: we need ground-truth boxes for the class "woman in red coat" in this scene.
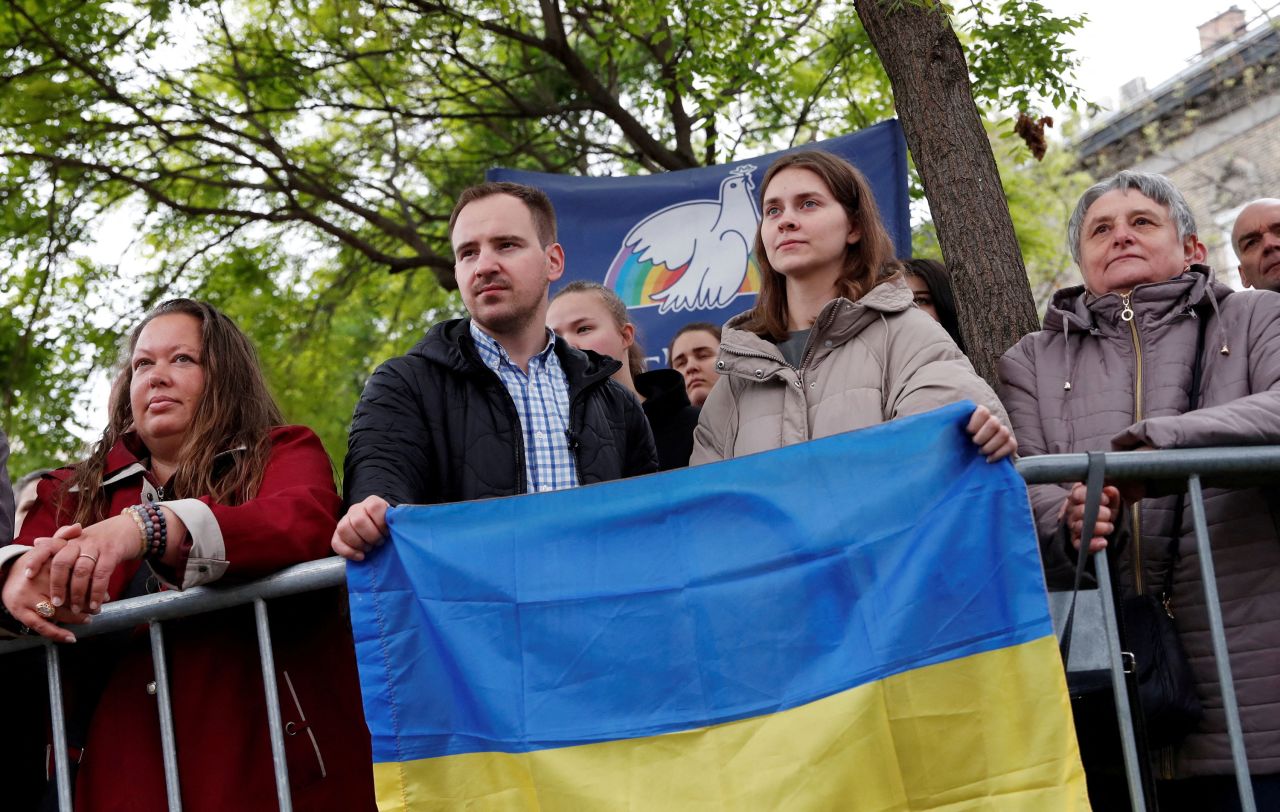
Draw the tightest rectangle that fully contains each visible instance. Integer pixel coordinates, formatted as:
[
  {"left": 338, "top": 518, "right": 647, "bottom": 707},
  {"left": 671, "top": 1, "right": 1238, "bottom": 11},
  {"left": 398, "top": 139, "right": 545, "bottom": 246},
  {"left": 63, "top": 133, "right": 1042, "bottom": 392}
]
[{"left": 0, "top": 298, "right": 375, "bottom": 811}]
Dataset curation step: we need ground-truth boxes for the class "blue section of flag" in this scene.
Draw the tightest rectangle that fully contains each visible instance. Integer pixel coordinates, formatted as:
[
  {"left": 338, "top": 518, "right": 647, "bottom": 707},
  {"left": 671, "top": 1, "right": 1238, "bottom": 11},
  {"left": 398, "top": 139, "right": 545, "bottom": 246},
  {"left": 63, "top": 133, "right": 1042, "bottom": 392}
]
[
  {"left": 346, "top": 403, "right": 1051, "bottom": 765},
  {"left": 486, "top": 120, "right": 909, "bottom": 365}
]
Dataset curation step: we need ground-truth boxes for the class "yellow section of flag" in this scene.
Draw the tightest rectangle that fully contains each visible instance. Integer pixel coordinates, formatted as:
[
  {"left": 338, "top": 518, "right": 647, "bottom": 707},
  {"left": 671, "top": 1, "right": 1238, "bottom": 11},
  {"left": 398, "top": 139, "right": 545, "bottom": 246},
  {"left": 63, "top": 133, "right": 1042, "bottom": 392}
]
[{"left": 373, "top": 636, "right": 1088, "bottom": 812}]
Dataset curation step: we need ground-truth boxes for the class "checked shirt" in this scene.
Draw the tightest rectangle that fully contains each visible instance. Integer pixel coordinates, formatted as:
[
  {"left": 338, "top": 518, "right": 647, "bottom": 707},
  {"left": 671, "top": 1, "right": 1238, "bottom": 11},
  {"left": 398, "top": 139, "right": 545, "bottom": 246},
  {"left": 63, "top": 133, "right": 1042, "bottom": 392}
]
[{"left": 470, "top": 320, "right": 578, "bottom": 493}]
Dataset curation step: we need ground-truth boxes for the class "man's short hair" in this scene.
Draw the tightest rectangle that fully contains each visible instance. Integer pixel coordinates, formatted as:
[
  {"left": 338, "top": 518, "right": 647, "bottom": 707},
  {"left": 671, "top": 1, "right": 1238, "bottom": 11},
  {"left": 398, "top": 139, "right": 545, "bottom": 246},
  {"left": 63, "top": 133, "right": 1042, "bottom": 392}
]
[{"left": 448, "top": 182, "right": 558, "bottom": 248}]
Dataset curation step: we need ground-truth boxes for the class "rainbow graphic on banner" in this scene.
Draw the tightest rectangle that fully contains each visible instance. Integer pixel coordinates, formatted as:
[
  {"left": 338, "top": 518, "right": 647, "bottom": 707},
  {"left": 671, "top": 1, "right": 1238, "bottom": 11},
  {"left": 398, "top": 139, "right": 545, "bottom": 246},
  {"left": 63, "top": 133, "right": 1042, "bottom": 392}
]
[{"left": 605, "top": 252, "right": 762, "bottom": 308}]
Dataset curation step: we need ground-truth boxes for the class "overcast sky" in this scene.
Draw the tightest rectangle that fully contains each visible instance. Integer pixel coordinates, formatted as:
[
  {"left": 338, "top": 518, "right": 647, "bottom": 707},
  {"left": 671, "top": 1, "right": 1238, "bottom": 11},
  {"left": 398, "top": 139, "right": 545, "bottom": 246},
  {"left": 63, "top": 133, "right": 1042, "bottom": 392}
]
[{"left": 1049, "top": 1, "right": 1275, "bottom": 111}]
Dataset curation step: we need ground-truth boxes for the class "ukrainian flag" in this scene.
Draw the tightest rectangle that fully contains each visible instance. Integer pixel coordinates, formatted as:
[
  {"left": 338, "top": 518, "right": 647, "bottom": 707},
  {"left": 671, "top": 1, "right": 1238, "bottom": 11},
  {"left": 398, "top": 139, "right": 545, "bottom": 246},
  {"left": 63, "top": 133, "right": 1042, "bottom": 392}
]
[{"left": 346, "top": 402, "right": 1088, "bottom": 810}]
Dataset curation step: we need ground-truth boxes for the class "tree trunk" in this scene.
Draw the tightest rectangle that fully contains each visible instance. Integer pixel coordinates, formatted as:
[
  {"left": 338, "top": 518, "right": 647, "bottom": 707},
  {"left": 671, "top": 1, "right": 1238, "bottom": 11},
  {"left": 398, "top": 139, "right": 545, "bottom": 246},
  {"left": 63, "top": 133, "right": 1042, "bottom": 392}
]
[{"left": 854, "top": 0, "right": 1040, "bottom": 386}]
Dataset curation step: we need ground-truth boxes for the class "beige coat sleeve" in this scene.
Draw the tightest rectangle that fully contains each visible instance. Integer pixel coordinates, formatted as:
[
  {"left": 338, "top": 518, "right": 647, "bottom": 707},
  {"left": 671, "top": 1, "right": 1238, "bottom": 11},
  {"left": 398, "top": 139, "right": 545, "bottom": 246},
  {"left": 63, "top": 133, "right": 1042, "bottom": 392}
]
[{"left": 882, "top": 310, "right": 1010, "bottom": 430}]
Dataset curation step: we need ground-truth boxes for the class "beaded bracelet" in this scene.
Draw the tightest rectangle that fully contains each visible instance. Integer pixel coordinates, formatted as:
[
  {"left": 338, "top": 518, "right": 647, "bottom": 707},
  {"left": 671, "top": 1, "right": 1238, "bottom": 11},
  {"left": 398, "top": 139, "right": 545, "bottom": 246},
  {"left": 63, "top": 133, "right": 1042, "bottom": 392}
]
[
  {"left": 121, "top": 503, "right": 166, "bottom": 560},
  {"left": 141, "top": 500, "right": 168, "bottom": 561},
  {"left": 121, "top": 505, "right": 149, "bottom": 559}
]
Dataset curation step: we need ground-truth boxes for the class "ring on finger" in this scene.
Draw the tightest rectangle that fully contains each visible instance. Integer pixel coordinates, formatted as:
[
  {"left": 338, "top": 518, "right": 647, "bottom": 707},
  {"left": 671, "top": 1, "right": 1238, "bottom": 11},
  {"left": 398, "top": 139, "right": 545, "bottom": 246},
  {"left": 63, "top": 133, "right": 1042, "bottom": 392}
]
[
  {"left": 35, "top": 601, "right": 56, "bottom": 619},
  {"left": 77, "top": 553, "right": 99, "bottom": 564}
]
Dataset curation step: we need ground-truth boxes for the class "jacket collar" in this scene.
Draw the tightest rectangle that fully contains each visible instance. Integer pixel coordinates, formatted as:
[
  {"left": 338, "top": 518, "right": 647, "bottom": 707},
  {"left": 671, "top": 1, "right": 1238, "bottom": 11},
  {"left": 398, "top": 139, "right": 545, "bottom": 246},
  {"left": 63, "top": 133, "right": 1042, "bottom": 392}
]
[
  {"left": 98, "top": 432, "right": 150, "bottom": 484},
  {"left": 50, "top": 435, "right": 147, "bottom": 493},
  {"left": 719, "top": 276, "right": 914, "bottom": 373},
  {"left": 634, "top": 368, "right": 692, "bottom": 419},
  {"left": 415, "top": 317, "right": 621, "bottom": 395},
  {"left": 1042, "top": 266, "right": 1226, "bottom": 334},
  {"left": 75, "top": 432, "right": 246, "bottom": 492}
]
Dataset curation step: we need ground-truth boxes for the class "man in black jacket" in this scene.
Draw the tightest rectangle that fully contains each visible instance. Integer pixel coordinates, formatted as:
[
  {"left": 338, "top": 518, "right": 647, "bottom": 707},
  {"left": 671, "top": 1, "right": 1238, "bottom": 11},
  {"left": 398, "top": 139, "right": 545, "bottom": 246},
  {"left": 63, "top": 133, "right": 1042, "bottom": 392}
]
[{"left": 332, "top": 182, "right": 657, "bottom": 559}]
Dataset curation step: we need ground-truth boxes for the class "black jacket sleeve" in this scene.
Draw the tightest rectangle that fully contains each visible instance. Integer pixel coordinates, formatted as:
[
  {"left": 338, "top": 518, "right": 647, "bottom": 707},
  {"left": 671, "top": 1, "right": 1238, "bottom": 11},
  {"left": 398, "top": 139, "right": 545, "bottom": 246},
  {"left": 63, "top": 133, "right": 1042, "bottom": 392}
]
[
  {"left": 343, "top": 358, "right": 435, "bottom": 508},
  {"left": 0, "top": 430, "right": 12, "bottom": 540}
]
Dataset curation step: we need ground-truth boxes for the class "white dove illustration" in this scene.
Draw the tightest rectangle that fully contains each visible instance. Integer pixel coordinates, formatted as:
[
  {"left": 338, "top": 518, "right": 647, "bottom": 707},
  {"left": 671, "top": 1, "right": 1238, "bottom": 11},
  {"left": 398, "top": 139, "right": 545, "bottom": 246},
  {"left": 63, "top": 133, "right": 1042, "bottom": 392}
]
[{"left": 622, "top": 165, "right": 761, "bottom": 314}]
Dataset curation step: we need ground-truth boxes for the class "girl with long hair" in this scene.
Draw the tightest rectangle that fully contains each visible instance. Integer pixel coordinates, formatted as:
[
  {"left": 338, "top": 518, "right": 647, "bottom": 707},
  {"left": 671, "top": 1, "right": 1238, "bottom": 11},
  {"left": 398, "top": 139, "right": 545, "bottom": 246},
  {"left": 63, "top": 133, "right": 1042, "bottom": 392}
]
[
  {"left": 692, "top": 150, "right": 1012, "bottom": 462},
  {"left": 0, "top": 299, "right": 374, "bottom": 811},
  {"left": 549, "top": 281, "right": 699, "bottom": 469}
]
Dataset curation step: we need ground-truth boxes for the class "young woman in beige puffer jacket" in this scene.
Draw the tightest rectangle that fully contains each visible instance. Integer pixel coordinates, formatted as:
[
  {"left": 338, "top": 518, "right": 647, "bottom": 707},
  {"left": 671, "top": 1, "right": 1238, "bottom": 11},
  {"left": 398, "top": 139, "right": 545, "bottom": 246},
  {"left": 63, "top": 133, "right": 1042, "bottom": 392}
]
[{"left": 691, "top": 150, "right": 1012, "bottom": 465}]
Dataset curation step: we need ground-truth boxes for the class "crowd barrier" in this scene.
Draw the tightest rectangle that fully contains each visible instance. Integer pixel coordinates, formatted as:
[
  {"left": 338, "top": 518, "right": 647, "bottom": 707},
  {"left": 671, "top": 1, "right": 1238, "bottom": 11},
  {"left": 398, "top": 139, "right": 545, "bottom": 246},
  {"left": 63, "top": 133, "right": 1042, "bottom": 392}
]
[
  {"left": 2, "top": 445, "right": 1278, "bottom": 811},
  {"left": 1019, "top": 446, "right": 1280, "bottom": 812}
]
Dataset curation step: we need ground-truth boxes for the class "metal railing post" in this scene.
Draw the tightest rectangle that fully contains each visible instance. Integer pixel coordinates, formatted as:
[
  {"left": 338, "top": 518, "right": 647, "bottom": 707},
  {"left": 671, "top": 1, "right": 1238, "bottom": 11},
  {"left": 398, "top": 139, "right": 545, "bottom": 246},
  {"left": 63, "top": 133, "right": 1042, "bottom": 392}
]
[
  {"left": 254, "top": 597, "right": 293, "bottom": 812},
  {"left": 1187, "top": 474, "right": 1255, "bottom": 811},
  {"left": 1093, "top": 551, "right": 1147, "bottom": 811},
  {"left": 149, "top": 621, "right": 183, "bottom": 811},
  {"left": 0, "top": 561, "right": 349, "bottom": 809},
  {"left": 1019, "top": 447, "right": 1280, "bottom": 812},
  {"left": 45, "top": 642, "right": 73, "bottom": 812}
]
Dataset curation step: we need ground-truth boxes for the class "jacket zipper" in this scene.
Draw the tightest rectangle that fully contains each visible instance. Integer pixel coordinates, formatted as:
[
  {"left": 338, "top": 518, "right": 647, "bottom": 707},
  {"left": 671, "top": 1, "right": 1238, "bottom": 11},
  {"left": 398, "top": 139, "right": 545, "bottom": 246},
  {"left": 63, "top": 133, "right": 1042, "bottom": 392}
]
[
  {"left": 566, "top": 395, "right": 584, "bottom": 485},
  {"left": 1120, "top": 292, "right": 1145, "bottom": 595},
  {"left": 483, "top": 373, "right": 528, "bottom": 494},
  {"left": 796, "top": 303, "right": 841, "bottom": 383},
  {"left": 724, "top": 302, "right": 842, "bottom": 381},
  {"left": 1122, "top": 293, "right": 1183, "bottom": 780},
  {"left": 564, "top": 367, "right": 617, "bottom": 486},
  {"left": 501, "top": 365, "right": 605, "bottom": 492},
  {"left": 514, "top": 423, "right": 527, "bottom": 491}
]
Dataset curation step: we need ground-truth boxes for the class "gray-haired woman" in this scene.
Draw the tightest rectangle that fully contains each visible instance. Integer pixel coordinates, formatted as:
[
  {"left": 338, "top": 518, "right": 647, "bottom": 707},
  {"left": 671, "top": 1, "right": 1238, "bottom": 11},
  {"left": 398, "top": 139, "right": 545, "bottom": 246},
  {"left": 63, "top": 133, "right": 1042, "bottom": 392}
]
[{"left": 999, "top": 170, "right": 1280, "bottom": 809}]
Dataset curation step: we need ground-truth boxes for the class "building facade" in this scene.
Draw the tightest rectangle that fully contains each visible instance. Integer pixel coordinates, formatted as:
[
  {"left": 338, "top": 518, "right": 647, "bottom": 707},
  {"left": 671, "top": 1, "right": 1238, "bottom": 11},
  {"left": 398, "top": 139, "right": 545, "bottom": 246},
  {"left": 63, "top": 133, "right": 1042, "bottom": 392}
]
[{"left": 1077, "top": 7, "right": 1280, "bottom": 287}]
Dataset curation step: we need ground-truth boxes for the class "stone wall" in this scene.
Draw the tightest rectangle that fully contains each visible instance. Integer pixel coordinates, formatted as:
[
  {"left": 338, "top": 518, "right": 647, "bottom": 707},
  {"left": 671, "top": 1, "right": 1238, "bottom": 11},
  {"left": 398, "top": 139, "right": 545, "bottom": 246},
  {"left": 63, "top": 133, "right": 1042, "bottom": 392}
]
[{"left": 1133, "top": 99, "right": 1280, "bottom": 285}]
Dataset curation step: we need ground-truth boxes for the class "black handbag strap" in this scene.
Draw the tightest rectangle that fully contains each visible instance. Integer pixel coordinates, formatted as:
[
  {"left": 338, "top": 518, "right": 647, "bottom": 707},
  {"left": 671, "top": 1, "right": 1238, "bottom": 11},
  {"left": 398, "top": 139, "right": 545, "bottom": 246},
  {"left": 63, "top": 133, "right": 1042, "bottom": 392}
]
[
  {"left": 1107, "top": 540, "right": 1160, "bottom": 811},
  {"left": 1059, "top": 451, "right": 1107, "bottom": 667},
  {"left": 1159, "top": 308, "right": 1209, "bottom": 604}
]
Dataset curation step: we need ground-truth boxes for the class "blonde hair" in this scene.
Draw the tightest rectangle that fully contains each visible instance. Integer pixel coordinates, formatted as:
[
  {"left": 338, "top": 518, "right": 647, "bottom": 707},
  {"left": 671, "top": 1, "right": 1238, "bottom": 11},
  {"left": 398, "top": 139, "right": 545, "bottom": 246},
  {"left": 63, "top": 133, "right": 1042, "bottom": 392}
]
[{"left": 552, "top": 281, "right": 645, "bottom": 377}]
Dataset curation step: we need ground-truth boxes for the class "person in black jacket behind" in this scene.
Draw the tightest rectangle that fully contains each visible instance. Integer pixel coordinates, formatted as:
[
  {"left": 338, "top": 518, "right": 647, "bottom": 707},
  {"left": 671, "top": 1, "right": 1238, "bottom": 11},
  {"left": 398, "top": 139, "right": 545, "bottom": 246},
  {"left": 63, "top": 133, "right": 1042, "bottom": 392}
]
[{"left": 332, "top": 182, "right": 658, "bottom": 559}]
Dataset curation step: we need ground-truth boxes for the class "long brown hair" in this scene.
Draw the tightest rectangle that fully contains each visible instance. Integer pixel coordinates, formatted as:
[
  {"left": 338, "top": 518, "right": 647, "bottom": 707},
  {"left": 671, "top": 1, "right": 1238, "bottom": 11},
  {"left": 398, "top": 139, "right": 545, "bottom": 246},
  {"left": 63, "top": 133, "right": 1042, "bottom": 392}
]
[
  {"left": 552, "top": 281, "right": 646, "bottom": 378},
  {"left": 740, "top": 150, "right": 898, "bottom": 340},
  {"left": 64, "top": 299, "right": 284, "bottom": 525}
]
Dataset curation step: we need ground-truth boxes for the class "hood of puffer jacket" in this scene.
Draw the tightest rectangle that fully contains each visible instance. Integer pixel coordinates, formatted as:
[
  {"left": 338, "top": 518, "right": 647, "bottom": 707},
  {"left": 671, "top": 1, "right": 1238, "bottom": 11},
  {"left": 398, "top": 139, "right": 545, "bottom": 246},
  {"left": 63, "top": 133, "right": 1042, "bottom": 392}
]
[
  {"left": 410, "top": 317, "right": 621, "bottom": 396},
  {"left": 1041, "top": 267, "right": 1237, "bottom": 389},
  {"left": 1043, "top": 266, "right": 1230, "bottom": 334},
  {"left": 720, "top": 276, "right": 915, "bottom": 363}
]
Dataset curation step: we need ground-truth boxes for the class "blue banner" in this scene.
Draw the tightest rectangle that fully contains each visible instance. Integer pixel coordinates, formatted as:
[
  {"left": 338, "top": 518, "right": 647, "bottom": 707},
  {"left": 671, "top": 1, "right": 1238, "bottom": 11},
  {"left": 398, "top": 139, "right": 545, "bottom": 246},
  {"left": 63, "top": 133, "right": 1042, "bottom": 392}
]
[{"left": 488, "top": 120, "right": 909, "bottom": 367}]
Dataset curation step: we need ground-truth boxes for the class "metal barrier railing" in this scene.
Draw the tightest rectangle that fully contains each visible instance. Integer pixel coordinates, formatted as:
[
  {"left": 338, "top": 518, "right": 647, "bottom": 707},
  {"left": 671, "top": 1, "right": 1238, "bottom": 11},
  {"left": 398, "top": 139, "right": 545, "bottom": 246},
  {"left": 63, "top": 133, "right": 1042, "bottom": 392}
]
[
  {"left": 2, "top": 446, "right": 1277, "bottom": 811},
  {"left": 0, "top": 557, "right": 345, "bottom": 812},
  {"left": 1017, "top": 445, "right": 1280, "bottom": 812}
]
